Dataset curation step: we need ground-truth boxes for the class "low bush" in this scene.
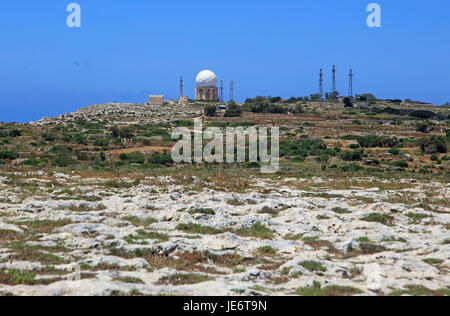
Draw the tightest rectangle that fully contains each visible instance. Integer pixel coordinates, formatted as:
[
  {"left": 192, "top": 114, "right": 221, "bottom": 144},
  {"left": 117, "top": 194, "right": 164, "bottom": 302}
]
[
  {"left": 0, "top": 150, "right": 18, "bottom": 160},
  {"left": 357, "top": 135, "right": 399, "bottom": 148},
  {"left": 418, "top": 136, "right": 447, "bottom": 154},
  {"left": 147, "top": 152, "right": 172, "bottom": 164},
  {"left": 204, "top": 105, "right": 217, "bottom": 117},
  {"left": 224, "top": 102, "right": 243, "bottom": 117},
  {"left": 340, "top": 149, "right": 364, "bottom": 161},
  {"left": 119, "top": 152, "right": 145, "bottom": 164},
  {"left": 392, "top": 160, "right": 408, "bottom": 168},
  {"left": 52, "top": 154, "right": 77, "bottom": 167}
]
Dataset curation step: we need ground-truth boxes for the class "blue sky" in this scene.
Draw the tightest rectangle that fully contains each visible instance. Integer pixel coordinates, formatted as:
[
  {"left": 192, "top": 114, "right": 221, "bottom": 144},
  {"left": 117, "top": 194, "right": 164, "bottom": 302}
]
[{"left": 0, "top": 0, "right": 449, "bottom": 123}]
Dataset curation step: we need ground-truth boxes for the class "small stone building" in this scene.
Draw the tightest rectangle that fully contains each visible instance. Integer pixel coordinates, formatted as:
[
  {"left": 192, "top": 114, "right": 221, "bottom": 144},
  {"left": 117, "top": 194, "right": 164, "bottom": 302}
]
[
  {"left": 179, "top": 96, "right": 188, "bottom": 106},
  {"left": 195, "top": 87, "right": 218, "bottom": 101},
  {"left": 147, "top": 95, "right": 163, "bottom": 106}
]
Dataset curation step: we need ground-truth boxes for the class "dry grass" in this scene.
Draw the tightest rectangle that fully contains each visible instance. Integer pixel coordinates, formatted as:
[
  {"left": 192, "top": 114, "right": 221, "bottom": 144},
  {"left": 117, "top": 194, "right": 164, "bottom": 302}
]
[
  {"left": 15, "top": 219, "right": 72, "bottom": 234},
  {"left": 0, "top": 230, "right": 23, "bottom": 241},
  {"left": 109, "top": 248, "right": 260, "bottom": 273},
  {"left": 156, "top": 273, "right": 213, "bottom": 285}
]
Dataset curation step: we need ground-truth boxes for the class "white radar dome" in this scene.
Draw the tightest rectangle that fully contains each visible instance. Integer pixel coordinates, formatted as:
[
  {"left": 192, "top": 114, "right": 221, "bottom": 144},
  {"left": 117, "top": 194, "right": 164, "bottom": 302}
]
[{"left": 196, "top": 70, "right": 217, "bottom": 87}]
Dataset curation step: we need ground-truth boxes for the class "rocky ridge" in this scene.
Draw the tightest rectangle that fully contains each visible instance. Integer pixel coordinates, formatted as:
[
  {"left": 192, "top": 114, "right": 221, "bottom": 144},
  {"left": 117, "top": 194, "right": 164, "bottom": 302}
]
[{"left": 30, "top": 102, "right": 202, "bottom": 126}]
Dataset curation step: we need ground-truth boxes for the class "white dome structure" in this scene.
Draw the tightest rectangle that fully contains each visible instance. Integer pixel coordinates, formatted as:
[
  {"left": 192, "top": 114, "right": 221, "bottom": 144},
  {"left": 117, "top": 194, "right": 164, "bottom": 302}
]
[{"left": 196, "top": 70, "right": 217, "bottom": 87}]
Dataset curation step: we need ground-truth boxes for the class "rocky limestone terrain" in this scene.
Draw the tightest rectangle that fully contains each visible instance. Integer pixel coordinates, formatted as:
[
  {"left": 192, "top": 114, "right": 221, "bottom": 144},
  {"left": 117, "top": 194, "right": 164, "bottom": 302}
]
[
  {"left": 0, "top": 172, "right": 448, "bottom": 296},
  {"left": 30, "top": 102, "right": 202, "bottom": 126}
]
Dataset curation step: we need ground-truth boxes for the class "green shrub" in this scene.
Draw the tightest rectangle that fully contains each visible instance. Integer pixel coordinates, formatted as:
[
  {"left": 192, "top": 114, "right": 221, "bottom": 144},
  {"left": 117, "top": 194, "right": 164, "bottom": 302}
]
[
  {"left": 173, "top": 120, "right": 194, "bottom": 127},
  {"left": 393, "top": 160, "right": 408, "bottom": 168},
  {"left": 257, "top": 246, "right": 277, "bottom": 254},
  {"left": 280, "top": 137, "right": 329, "bottom": 158},
  {"left": 225, "top": 101, "right": 243, "bottom": 117},
  {"left": 75, "top": 151, "right": 90, "bottom": 161},
  {"left": 388, "top": 147, "right": 400, "bottom": 155},
  {"left": 204, "top": 105, "right": 217, "bottom": 117},
  {"left": 176, "top": 223, "right": 224, "bottom": 235},
  {"left": 343, "top": 97, "right": 354, "bottom": 108},
  {"left": 361, "top": 213, "right": 394, "bottom": 226},
  {"left": 340, "top": 135, "right": 359, "bottom": 140},
  {"left": 299, "top": 261, "right": 327, "bottom": 272},
  {"left": 235, "top": 223, "right": 274, "bottom": 239},
  {"left": 357, "top": 135, "right": 399, "bottom": 148},
  {"left": 93, "top": 138, "right": 109, "bottom": 147},
  {"left": 242, "top": 97, "right": 287, "bottom": 114},
  {"left": 119, "top": 152, "right": 145, "bottom": 164},
  {"left": 418, "top": 136, "right": 447, "bottom": 154},
  {"left": 50, "top": 146, "right": 73, "bottom": 154},
  {"left": 20, "top": 158, "right": 47, "bottom": 167},
  {"left": 409, "top": 110, "right": 436, "bottom": 119},
  {"left": 315, "top": 155, "right": 329, "bottom": 163},
  {"left": 339, "top": 164, "right": 363, "bottom": 172},
  {"left": 52, "top": 154, "right": 77, "bottom": 167},
  {"left": 8, "top": 129, "right": 22, "bottom": 137},
  {"left": 147, "top": 153, "right": 172, "bottom": 164},
  {"left": 332, "top": 207, "right": 352, "bottom": 214},
  {"left": 340, "top": 149, "right": 364, "bottom": 161},
  {"left": 111, "top": 126, "right": 135, "bottom": 139},
  {"left": 42, "top": 133, "right": 58, "bottom": 142},
  {"left": 0, "top": 151, "right": 18, "bottom": 160},
  {"left": 415, "top": 122, "right": 429, "bottom": 133},
  {"left": 188, "top": 208, "right": 215, "bottom": 216},
  {"left": 296, "top": 284, "right": 363, "bottom": 296}
]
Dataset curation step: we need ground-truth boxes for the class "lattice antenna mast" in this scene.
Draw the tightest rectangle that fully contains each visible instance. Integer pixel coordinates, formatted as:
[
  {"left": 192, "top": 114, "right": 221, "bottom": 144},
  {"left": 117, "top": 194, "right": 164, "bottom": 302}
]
[
  {"left": 220, "top": 80, "right": 224, "bottom": 102},
  {"left": 319, "top": 69, "right": 323, "bottom": 99},
  {"left": 348, "top": 69, "right": 353, "bottom": 98},
  {"left": 332, "top": 65, "right": 336, "bottom": 94},
  {"left": 179, "top": 76, "right": 183, "bottom": 97},
  {"left": 230, "top": 80, "right": 234, "bottom": 101}
]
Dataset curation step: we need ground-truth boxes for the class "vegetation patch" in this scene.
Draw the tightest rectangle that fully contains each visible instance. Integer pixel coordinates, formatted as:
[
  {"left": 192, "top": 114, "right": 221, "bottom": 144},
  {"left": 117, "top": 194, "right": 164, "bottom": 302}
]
[
  {"left": 405, "top": 212, "right": 429, "bottom": 223},
  {"left": 176, "top": 223, "right": 225, "bottom": 235},
  {"left": 361, "top": 213, "right": 394, "bottom": 226},
  {"left": 299, "top": 261, "right": 327, "bottom": 273},
  {"left": 344, "top": 242, "right": 389, "bottom": 257},
  {"left": 17, "top": 219, "right": 72, "bottom": 234},
  {"left": 9, "top": 243, "right": 67, "bottom": 265},
  {"left": 332, "top": 207, "right": 352, "bottom": 214},
  {"left": 0, "top": 269, "right": 36, "bottom": 285},
  {"left": 63, "top": 203, "right": 107, "bottom": 212},
  {"left": 0, "top": 269, "right": 62, "bottom": 286},
  {"left": 296, "top": 282, "right": 363, "bottom": 296},
  {"left": 284, "top": 233, "right": 303, "bottom": 241},
  {"left": 188, "top": 208, "right": 215, "bottom": 216},
  {"left": 113, "top": 276, "right": 145, "bottom": 284},
  {"left": 422, "top": 258, "right": 444, "bottom": 265},
  {"left": 156, "top": 273, "right": 213, "bottom": 285},
  {"left": 235, "top": 223, "right": 274, "bottom": 239},
  {"left": 302, "top": 237, "right": 340, "bottom": 255},
  {"left": 389, "top": 285, "right": 450, "bottom": 296},
  {"left": 226, "top": 199, "right": 246, "bottom": 206},
  {"left": 124, "top": 229, "right": 170, "bottom": 244},
  {"left": 0, "top": 230, "right": 23, "bottom": 241},
  {"left": 257, "top": 246, "right": 277, "bottom": 255},
  {"left": 257, "top": 206, "right": 279, "bottom": 216},
  {"left": 123, "top": 216, "right": 157, "bottom": 227}
]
